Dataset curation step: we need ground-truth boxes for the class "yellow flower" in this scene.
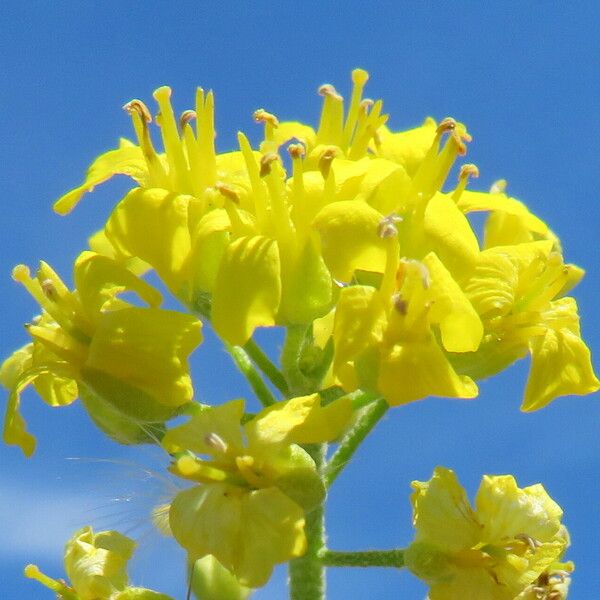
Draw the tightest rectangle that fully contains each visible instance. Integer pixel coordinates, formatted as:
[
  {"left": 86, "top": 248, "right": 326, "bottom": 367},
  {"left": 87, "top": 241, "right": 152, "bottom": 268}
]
[
  {"left": 25, "top": 527, "right": 173, "bottom": 600},
  {"left": 330, "top": 237, "right": 481, "bottom": 405},
  {"left": 452, "top": 240, "right": 599, "bottom": 410},
  {"left": 405, "top": 467, "right": 569, "bottom": 600},
  {"left": 1, "top": 252, "right": 201, "bottom": 455},
  {"left": 162, "top": 395, "right": 351, "bottom": 587}
]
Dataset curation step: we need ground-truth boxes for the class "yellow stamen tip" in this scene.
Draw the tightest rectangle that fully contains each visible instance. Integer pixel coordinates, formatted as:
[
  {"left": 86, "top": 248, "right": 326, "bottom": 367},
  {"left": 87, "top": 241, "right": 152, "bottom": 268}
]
[
  {"left": 152, "top": 85, "right": 172, "bottom": 101},
  {"left": 352, "top": 68, "right": 370, "bottom": 85},
  {"left": 318, "top": 84, "right": 343, "bottom": 101},
  {"left": 253, "top": 108, "right": 279, "bottom": 128},
  {"left": 318, "top": 146, "right": 339, "bottom": 178},
  {"left": 122, "top": 99, "right": 152, "bottom": 123},
  {"left": 12, "top": 264, "right": 30, "bottom": 282},
  {"left": 459, "top": 163, "right": 480, "bottom": 180},
  {"left": 24, "top": 564, "right": 40, "bottom": 579}
]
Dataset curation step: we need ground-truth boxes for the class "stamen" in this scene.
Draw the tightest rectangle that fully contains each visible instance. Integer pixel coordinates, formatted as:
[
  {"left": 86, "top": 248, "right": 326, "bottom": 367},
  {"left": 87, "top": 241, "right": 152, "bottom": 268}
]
[
  {"left": 342, "top": 68, "right": 370, "bottom": 149},
  {"left": 392, "top": 292, "right": 408, "bottom": 315},
  {"left": 287, "top": 143, "right": 306, "bottom": 160},
  {"left": 179, "top": 109, "right": 196, "bottom": 130},
  {"left": 318, "top": 146, "right": 339, "bottom": 179},
  {"left": 459, "top": 163, "right": 480, "bottom": 181},
  {"left": 318, "top": 84, "right": 343, "bottom": 101},
  {"left": 215, "top": 182, "right": 240, "bottom": 203},
  {"left": 317, "top": 84, "right": 344, "bottom": 146},
  {"left": 40, "top": 278, "right": 57, "bottom": 301},
  {"left": 237, "top": 132, "right": 269, "bottom": 229},
  {"left": 400, "top": 258, "right": 431, "bottom": 289},
  {"left": 122, "top": 99, "right": 152, "bottom": 123},
  {"left": 253, "top": 108, "right": 280, "bottom": 128},
  {"left": 204, "top": 432, "right": 228, "bottom": 454},
  {"left": 259, "top": 152, "right": 280, "bottom": 178},
  {"left": 490, "top": 179, "right": 507, "bottom": 194},
  {"left": 452, "top": 163, "right": 480, "bottom": 201},
  {"left": 377, "top": 213, "right": 403, "bottom": 239}
]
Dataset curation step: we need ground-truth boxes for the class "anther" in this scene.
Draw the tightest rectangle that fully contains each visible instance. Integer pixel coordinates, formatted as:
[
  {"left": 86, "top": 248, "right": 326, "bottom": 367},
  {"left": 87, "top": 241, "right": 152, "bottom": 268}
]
[
  {"left": 204, "top": 432, "right": 228, "bottom": 454},
  {"left": 318, "top": 84, "right": 343, "bottom": 101},
  {"left": 41, "top": 278, "right": 57, "bottom": 301},
  {"left": 437, "top": 117, "right": 472, "bottom": 156},
  {"left": 253, "top": 108, "right": 280, "bottom": 128},
  {"left": 377, "top": 213, "right": 403, "bottom": 238},
  {"left": 287, "top": 143, "right": 306, "bottom": 160},
  {"left": 318, "top": 146, "right": 339, "bottom": 179},
  {"left": 392, "top": 292, "right": 408, "bottom": 315},
  {"left": 400, "top": 258, "right": 431, "bottom": 290},
  {"left": 259, "top": 153, "right": 280, "bottom": 177},
  {"left": 179, "top": 109, "right": 196, "bottom": 130},
  {"left": 459, "top": 163, "right": 480, "bottom": 181},
  {"left": 360, "top": 98, "right": 374, "bottom": 111},
  {"left": 215, "top": 182, "right": 240, "bottom": 203},
  {"left": 514, "top": 533, "right": 542, "bottom": 552},
  {"left": 490, "top": 179, "right": 507, "bottom": 194},
  {"left": 122, "top": 99, "right": 152, "bottom": 123},
  {"left": 437, "top": 117, "right": 457, "bottom": 135}
]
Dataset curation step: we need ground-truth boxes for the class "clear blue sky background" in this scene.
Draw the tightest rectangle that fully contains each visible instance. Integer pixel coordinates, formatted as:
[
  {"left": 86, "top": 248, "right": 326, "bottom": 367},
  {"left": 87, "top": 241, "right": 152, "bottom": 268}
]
[{"left": 1, "top": 3, "right": 599, "bottom": 599}]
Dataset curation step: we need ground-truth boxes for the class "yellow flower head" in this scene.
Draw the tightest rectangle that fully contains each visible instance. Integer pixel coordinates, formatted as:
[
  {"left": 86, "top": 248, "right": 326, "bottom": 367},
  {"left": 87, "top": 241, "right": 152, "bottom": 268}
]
[
  {"left": 1, "top": 252, "right": 201, "bottom": 455},
  {"left": 453, "top": 241, "right": 599, "bottom": 410},
  {"left": 162, "top": 395, "right": 351, "bottom": 587},
  {"left": 405, "top": 467, "right": 570, "bottom": 600},
  {"left": 24, "top": 526, "right": 173, "bottom": 600}
]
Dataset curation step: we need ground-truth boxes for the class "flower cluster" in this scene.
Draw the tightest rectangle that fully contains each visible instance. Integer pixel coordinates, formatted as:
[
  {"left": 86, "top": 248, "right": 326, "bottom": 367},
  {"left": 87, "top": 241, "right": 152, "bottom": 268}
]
[{"left": 3, "top": 69, "right": 597, "bottom": 597}]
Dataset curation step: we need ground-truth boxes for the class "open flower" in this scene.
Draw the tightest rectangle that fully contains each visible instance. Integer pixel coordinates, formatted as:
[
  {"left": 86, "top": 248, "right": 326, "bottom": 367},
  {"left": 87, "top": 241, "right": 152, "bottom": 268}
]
[
  {"left": 451, "top": 240, "right": 599, "bottom": 410},
  {"left": 25, "top": 526, "right": 173, "bottom": 599},
  {"left": 1, "top": 252, "right": 201, "bottom": 455},
  {"left": 329, "top": 235, "right": 481, "bottom": 405},
  {"left": 162, "top": 394, "right": 351, "bottom": 587},
  {"left": 405, "top": 467, "right": 570, "bottom": 600}
]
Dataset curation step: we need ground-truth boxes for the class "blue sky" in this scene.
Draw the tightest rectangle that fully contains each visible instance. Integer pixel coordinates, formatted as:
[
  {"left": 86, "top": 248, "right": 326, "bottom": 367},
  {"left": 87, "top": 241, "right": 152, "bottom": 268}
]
[{"left": 1, "top": 2, "right": 599, "bottom": 598}]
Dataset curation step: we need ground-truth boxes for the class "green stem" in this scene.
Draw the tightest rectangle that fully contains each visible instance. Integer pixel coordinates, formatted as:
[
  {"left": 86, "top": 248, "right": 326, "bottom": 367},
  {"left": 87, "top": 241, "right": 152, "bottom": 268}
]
[
  {"left": 288, "top": 444, "right": 326, "bottom": 600},
  {"left": 281, "top": 324, "right": 311, "bottom": 396},
  {"left": 243, "top": 338, "right": 290, "bottom": 396},
  {"left": 226, "top": 343, "right": 278, "bottom": 407},
  {"left": 319, "top": 549, "right": 405, "bottom": 569},
  {"left": 323, "top": 397, "right": 388, "bottom": 487}
]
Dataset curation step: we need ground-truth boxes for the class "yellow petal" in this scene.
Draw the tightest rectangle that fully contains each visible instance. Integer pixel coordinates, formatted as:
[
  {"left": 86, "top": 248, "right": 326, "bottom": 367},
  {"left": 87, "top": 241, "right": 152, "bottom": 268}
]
[
  {"left": 162, "top": 399, "right": 245, "bottom": 455},
  {"left": 83, "top": 307, "right": 201, "bottom": 418},
  {"left": 106, "top": 188, "right": 193, "bottom": 297},
  {"left": 378, "top": 338, "right": 478, "bottom": 405},
  {"left": 64, "top": 526, "right": 135, "bottom": 598},
  {"left": 88, "top": 229, "right": 150, "bottom": 277},
  {"left": 74, "top": 252, "right": 162, "bottom": 321},
  {"left": 423, "top": 193, "right": 480, "bottom": 277},
  {"left": 54, "top": 144, "right": 148, "bottom": 215},
  {"left": 375, "top": 117, "right": 437, "bottom": 177},
  {"left": 313, "top": 200, "right": 389, "bottom": 281},
  {"left": 410, "top": 467, "right": 480, "bottom": 552},
  {"left": 237, "top": 487, "right": 306, "bottom": 587},
  {"left": 475, "top": 475, "right": 563, "bottom": 543},
  {"left": 457, "top": 190, "right": 548, "bottom": 237},
  {"left": 212, "top": 235, "right": 281, "bottom": 345},
  {"left": 246, "top": 393, "right": 352, "bottom": 446},
  {"left": 423, "top": 253, "right": 483, "bottom": 352},
  {"left": 523, "top": 320, "right": 599, "bottom": 411}
]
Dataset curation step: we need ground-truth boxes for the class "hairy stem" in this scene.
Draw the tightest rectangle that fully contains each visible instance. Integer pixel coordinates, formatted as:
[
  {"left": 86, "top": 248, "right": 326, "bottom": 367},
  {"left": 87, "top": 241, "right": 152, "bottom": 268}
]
[
  {"left": 323, "top": 397, "right": 388, "bottom": 487},
  {"left": 319, "top": 549, "right": 405, "bottom": 569},
  {"left": 288, "top": 444, "right": 327, "bottom": 600}
]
